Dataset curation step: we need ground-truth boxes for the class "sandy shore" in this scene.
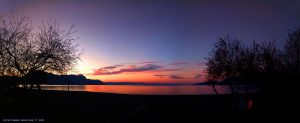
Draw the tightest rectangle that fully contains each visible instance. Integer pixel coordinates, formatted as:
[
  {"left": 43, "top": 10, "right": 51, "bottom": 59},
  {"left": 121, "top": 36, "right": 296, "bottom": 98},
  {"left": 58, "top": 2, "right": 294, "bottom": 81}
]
[{"left": 0, "top": 89, "right": 298, "bottom": 122}]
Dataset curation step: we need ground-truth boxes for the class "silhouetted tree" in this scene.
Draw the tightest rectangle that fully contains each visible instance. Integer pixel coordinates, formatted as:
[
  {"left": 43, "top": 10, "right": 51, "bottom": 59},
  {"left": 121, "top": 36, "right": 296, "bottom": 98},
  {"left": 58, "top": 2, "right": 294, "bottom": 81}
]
[
  {"left": 283, "top": 28, "right": 300, "bottom": 93},
  {"left": 206, "top": 31, "right": 299, "bottom": 95},
  {"left": 285, "top": 28, "right": 300, "bottom": 73},
  {"left": 23, "top": 70, "right": 49, "bottom": 90},
  {"left": 205, "top": 36, "right": 243, "bottom": 94},
  {"left": 0, "top": 13, "right": 82, "bottom": 89}
]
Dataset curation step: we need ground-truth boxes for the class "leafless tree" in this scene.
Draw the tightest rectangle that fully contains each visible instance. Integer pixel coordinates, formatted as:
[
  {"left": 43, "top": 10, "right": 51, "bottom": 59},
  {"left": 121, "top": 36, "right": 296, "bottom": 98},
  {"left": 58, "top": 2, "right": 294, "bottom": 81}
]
[
  {"left": 285, "top": 28, "right": 300, "bottom": 75},
  {"left": 205, "top": 36, "right": 243, "bottom": 94},
  {"left": 283, "top": 28, "right": 300, "bottom": 93},
  {"left": 206, "top": 34, "right": 292, "bottom": 94},
  {"left": 0, "top": 13, "right": 82, "bottom": 89}
]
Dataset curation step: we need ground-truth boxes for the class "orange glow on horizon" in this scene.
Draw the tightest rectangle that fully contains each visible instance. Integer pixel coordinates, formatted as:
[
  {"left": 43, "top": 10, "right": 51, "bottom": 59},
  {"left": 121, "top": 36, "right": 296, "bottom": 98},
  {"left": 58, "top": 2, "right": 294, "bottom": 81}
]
[
  {"left": 84, "top": 69, "right": 206, "bottom": 83},
  {"left": 76, "top": 57, "right": 207, "bottom": 83}
]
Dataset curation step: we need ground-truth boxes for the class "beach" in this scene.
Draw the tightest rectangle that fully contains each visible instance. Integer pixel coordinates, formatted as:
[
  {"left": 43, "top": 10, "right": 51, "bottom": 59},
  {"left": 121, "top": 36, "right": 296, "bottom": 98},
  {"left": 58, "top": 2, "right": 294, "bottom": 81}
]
[{"left": 0, "top": 89, "right": 298, "bottom": 123}]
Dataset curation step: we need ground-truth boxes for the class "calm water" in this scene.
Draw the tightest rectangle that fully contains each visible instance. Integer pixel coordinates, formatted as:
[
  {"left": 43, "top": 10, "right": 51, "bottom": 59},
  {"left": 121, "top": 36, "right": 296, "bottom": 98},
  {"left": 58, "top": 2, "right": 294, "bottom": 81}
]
[{"left": 41, "top": 85, "right": 257, "bottom": 95}]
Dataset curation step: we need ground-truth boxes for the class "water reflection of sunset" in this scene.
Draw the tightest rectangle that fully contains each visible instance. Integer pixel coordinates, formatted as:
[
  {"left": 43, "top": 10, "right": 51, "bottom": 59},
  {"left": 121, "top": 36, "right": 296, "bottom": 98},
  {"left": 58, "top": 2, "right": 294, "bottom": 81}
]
[
  {"left": 84, "top": 85, "right": 226, "bottom": 95},
  {"left": 41, "top": 85, "right": 257, "bottom": 95}
]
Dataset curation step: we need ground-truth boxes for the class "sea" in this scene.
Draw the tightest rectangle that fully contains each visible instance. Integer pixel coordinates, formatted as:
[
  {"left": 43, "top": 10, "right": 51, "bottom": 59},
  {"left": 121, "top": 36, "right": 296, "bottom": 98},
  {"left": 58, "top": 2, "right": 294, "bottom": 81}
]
[{"left": 41, "top": 84, "right": 257, "bottom": 95}]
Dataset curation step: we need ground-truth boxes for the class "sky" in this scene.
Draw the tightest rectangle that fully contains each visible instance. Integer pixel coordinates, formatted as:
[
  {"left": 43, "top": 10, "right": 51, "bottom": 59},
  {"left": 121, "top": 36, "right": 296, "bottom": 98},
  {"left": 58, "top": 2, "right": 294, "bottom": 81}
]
[{"left": 1, "top": 0, "right": 300, "bottom": 83}]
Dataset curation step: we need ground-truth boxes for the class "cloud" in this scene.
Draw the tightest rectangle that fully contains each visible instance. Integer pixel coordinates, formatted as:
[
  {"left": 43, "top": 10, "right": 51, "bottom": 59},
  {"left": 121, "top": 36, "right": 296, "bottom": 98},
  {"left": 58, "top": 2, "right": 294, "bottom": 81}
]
[
  {"left": 140, "top": 61, "right": 160, "bottom": 64},
  {"left": 102, "top": 65, "right": 123, "bottom": 70},
  {"left": 157, "top": 68, "right": 182, "bottom": 72},
  {"left": 153, "top": 74, "right": 165, "bottom": 78},
  {"left": 194, "top": 74, "right": 202, "bottom": 79},
  {"left": 169, "top": 75, "right": 184, "bottom": 79},
  {"left": 92, "top": 64, "right": 162, "bottom": 75},
  {"left": 153, "top": 74, "right": 184, "bottom": 79},
  {"left": 91, "top": 61, "right": 185, "bottom": 76},
  {"left": 169, "top": 62, "right": 189, "bottom": 66},
  {"left": 134, "top": 64, "right": 161, "bottom": 71},
  {"left": 153, "top": 74, "right": 164, "bottom": 76}
]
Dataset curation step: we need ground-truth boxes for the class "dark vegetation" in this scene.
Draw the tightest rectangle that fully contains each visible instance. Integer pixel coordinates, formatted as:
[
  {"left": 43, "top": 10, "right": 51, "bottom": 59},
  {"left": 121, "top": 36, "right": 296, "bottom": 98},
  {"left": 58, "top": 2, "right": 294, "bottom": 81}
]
[
  {"left": 206, "top": 30, "right": 300, "bottom": 95},
  {"left": 205, "top": 29, "right": 300, "bottom": 122}
]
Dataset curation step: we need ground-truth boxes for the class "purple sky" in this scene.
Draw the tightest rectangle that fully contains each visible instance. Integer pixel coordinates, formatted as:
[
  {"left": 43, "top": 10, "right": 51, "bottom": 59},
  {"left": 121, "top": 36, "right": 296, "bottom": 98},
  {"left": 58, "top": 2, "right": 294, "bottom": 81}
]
[{"left": 1, "top": 0, "right": 300, "bottom": 82}]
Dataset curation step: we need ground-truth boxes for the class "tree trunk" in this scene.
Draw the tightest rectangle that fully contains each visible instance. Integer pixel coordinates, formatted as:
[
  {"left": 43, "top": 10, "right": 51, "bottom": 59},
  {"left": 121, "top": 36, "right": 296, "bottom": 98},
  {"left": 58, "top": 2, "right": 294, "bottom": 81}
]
[
  {"left": 30, "top": 83, "right": 34, "bottom": 90},
  {"left": 212, "top": 84, "right": 219, "bottom": 95},
  {"left": 37, "top": 84, "right": 41, "bottom": 90}
]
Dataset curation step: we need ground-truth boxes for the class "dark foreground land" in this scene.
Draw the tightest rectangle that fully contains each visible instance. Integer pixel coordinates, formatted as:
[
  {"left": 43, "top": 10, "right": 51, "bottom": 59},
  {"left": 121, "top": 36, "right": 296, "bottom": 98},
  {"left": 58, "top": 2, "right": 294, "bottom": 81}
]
[{"left": 0, "top": 89, "right": 299, "bottom": 123}]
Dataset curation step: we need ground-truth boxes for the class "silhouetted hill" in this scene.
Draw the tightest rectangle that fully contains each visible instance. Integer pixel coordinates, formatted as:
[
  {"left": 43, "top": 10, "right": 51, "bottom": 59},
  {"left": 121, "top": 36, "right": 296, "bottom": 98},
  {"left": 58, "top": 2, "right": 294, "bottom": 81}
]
[{"left": 46, "top": 73, "right": 103, "bottom": 85}]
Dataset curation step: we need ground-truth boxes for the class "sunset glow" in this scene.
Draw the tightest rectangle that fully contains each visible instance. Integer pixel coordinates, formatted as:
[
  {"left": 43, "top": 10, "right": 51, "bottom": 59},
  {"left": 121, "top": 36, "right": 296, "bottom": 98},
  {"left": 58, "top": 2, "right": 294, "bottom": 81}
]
[
  {"left": 85, "top": 61, "right": 206, "bottom": 83},
  {"left": 2, "top": 0, "right": 299, "bottom": 83}
]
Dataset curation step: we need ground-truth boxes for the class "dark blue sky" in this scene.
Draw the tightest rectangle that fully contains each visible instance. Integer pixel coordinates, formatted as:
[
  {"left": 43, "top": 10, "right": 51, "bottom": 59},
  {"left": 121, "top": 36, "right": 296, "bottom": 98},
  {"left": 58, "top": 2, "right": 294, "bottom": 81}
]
[{"left": 1, "top": 0, "right": 300, "bottom": 82}]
